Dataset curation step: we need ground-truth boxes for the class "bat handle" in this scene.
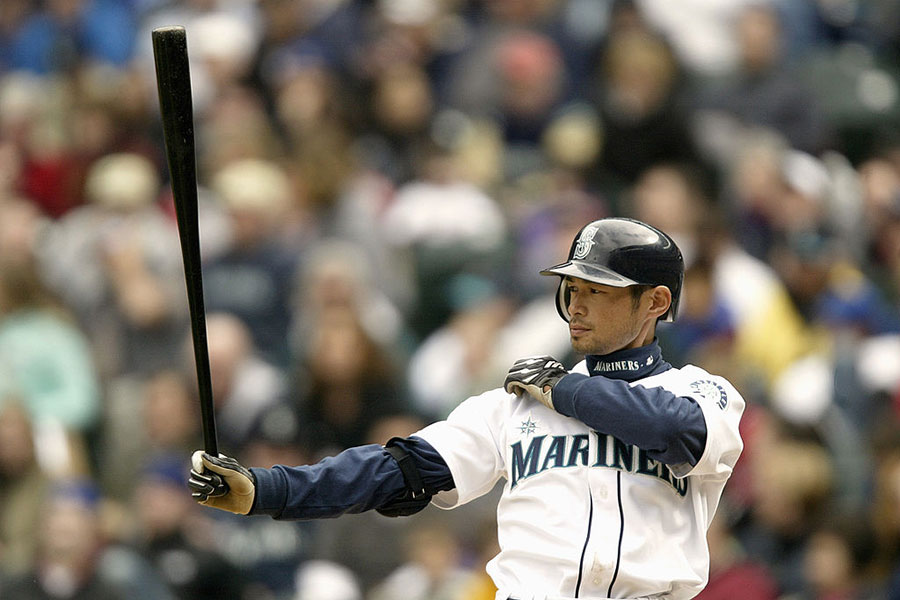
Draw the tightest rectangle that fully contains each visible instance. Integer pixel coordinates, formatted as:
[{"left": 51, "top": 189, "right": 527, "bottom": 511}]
[{"left": 206, "top": 472, "right": 230, "bottom": 498}]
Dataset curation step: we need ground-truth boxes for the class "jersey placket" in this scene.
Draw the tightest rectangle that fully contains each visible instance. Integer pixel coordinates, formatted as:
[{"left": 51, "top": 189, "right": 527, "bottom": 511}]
[{"left": 577, "top": 440, "right": 624, "bottom": 597}]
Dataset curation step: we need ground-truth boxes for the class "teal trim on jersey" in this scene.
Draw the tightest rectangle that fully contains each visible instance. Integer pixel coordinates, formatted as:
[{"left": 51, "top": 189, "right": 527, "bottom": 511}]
[
  {"left": 574, "top": 485, "right": 593, "bottom": 597},
  {"left": 609, "top": 470, "right": 625, "bottom": 597}
]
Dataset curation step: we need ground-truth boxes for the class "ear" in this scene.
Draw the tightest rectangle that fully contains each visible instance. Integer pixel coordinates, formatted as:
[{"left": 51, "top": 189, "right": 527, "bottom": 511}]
[{"left": 646, "top": 285, "right": 672, "bottom": 320}]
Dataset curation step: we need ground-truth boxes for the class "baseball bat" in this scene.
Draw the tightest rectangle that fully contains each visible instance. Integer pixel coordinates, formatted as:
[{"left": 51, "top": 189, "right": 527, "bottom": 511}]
[{"left": 152, "top": 26, "right": 226, "bottom": 494}]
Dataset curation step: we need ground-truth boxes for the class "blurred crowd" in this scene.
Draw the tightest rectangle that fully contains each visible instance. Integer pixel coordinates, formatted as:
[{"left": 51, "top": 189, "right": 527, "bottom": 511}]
[{"left": 1, "top": 0, "right": 900, "bottom": 599}]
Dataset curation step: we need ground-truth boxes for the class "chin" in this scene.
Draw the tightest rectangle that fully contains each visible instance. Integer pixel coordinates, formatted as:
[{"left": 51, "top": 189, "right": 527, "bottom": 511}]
[{"left": 570, "top": 338, "right": 597, "bottom": 356}]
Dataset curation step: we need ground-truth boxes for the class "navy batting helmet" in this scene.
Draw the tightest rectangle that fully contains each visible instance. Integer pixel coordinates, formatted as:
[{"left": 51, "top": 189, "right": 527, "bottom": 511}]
[{"left": 541, "top": 217, "right": 684, "bottom": 322}]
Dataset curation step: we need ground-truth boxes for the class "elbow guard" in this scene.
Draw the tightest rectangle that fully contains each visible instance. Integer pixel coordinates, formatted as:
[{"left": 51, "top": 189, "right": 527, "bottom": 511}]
[{"left": 376, "top": 438, "right": 432, "bottom": 518}]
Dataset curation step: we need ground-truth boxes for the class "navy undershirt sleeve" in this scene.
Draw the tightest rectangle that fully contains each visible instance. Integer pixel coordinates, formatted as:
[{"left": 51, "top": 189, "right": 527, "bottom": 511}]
[
  {"left": 249, "top": 435, "right": 454, "bottom": 520},
  {"left": 552, "top": 373, "right": 707, "bottom": 466}
]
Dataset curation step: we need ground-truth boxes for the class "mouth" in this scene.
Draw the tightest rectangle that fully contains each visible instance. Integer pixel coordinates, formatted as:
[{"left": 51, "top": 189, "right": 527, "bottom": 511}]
[{"left": 569, "top": 323, "right": 590, "bottom": 337}]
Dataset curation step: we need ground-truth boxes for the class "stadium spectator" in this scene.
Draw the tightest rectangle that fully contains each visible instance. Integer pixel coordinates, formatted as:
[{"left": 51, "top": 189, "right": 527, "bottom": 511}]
[
  {"left": 203, "top": 158, "right": 302, "bottom": 367},
  {"left": 0, "top": 258, "right": 100, "bottom": 473},
  {"left": 38, "top": 152, "right": 187, "bottom": 380}
]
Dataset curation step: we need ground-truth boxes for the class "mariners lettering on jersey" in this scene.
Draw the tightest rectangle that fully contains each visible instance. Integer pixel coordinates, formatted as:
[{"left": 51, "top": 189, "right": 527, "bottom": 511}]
[{"left": 509, "top": 431, "right": 689, "bottom": 496}]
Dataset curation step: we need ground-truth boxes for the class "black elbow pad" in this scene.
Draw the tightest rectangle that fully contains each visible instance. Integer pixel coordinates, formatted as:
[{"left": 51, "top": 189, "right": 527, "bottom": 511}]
[{"left": 376, "top": 439, "right": 432, "bottom": 518}]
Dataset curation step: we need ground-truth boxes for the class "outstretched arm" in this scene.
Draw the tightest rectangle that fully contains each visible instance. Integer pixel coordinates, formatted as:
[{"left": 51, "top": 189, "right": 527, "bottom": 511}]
[{"left": 189, "top": 436, "right": 455, "bottom": 519}]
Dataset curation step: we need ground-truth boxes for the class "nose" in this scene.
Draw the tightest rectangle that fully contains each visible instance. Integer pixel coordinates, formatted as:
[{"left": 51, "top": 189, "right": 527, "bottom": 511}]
[{"left": 567, "top": 289, "right": 586, "bottom": 317}]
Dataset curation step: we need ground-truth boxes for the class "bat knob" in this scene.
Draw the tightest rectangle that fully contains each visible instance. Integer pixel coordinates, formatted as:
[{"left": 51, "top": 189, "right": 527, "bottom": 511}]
[{"left": 206, "top": 472, "right": 230, "bottom": 497}]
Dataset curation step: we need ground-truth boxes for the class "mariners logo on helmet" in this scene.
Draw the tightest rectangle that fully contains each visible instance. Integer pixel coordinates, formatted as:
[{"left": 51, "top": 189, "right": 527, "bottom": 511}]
[{"left": 573, "top": 224, "right": 599, "bottom": 259}]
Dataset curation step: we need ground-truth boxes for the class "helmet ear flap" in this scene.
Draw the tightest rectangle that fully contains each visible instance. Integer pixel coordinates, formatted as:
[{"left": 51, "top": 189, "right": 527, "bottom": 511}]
[
  {"left": 660, "top": 269, "right": 683, "bottom": 322},
  {"left": 555, "top": 280, "right": 571, "bottom": 322},
  {"left": 660, "top": 301, "right": 676, "bottom": 322}
]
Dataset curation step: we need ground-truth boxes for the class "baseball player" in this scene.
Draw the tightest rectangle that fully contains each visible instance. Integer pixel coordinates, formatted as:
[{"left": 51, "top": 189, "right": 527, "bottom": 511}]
[{"left": 189, "top": 217, "right": 745, "bottom": 600}]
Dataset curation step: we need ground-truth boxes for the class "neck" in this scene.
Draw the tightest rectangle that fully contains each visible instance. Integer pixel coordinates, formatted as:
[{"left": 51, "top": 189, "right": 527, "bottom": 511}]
[{"left": 625, "top": 320, "right": 657, "bottom": 350}]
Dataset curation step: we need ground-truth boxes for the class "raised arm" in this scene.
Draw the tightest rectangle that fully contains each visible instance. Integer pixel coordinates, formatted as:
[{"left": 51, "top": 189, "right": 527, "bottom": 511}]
[
  {"left": 505, "top": 356, "right": 706, "bottom": 467},
  {"left": 552, "top": 373, "right": 707, "bottom": 467}
]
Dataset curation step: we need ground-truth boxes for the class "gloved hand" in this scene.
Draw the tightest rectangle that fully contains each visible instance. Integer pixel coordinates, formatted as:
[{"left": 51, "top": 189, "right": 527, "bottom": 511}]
[
  {"left": 504, "top": 356, "right": 568, "bottom": 410},
  {"left": 188, "top": 451, "right": 256, "bottom": 515}
]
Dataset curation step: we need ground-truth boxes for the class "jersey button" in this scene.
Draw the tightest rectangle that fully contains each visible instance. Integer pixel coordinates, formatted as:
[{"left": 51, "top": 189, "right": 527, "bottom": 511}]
[{"left": 598, "top": 484, "right": 608, "bottom": 499}]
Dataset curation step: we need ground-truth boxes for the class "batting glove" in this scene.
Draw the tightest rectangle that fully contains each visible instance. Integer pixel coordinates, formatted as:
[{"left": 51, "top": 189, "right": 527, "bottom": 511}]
[
  {"left": 504, "top": 355, "right": 568, "bottom": 410},
  {"left": 188, "top": 451, "right": 256, "bottom": 515}
]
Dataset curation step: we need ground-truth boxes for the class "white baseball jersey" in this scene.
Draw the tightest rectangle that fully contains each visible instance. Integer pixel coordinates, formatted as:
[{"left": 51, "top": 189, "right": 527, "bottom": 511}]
[{"left": 415, "top": 356, "right": 744, "bottom": 600}]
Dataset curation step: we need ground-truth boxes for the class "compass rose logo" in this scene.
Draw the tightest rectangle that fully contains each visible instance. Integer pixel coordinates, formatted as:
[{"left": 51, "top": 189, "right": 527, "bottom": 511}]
[{"left": 518, "top": 416, "right": 539, "bottom": 436}]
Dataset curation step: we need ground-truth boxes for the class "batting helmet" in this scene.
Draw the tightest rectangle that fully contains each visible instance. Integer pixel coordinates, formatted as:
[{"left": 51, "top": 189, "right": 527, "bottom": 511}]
[{"left": 541, "top": 217, "right": 684, "bottom": 322}]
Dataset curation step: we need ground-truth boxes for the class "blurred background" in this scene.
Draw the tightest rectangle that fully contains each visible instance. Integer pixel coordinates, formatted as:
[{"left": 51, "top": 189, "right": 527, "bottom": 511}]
[{"left": 1, "top": 0, "right": 900, "bottom": 599}]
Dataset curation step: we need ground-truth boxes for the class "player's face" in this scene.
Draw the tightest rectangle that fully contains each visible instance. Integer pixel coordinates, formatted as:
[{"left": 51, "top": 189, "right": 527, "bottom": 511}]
[{"left": 564, "top": 277, "right": 660, "bottom": 356}]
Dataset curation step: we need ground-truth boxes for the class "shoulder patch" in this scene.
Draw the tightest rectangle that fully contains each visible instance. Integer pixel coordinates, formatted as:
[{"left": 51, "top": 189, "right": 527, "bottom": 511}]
[{"left": 690, "top": 379, "right": 728, "bottom": 410}]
